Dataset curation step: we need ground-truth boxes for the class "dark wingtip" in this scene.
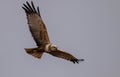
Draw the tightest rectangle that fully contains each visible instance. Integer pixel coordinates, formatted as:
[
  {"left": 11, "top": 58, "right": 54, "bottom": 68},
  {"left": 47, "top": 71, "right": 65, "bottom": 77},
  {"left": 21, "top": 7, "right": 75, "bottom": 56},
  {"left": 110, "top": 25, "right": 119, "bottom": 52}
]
[
  {"left": 70, "top": 58, "right": 84, "bottom": 64},
  {"left": 79, "top": 59, "right": 84, "bottom": 61},
  {"left": 22, "top": 1, "right": 40, "bottom": 16},
  {"left": 37, "top": 6, "right": 41, "bottom": 17}
]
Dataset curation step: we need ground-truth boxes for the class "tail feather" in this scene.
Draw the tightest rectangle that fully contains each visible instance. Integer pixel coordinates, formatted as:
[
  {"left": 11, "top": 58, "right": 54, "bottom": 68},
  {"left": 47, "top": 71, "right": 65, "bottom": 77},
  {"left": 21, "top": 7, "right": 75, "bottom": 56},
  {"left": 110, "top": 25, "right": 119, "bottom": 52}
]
[{"left": 24, "top": 48, "right": 44, "bottom": 58}]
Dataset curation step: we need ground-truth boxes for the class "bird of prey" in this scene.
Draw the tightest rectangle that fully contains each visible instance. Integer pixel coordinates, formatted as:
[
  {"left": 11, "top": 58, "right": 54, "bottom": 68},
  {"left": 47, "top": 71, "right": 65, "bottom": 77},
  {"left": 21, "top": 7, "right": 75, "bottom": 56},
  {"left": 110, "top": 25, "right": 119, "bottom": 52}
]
[{"left": 22, "top": 1, "right": 84, "bottom": 64}]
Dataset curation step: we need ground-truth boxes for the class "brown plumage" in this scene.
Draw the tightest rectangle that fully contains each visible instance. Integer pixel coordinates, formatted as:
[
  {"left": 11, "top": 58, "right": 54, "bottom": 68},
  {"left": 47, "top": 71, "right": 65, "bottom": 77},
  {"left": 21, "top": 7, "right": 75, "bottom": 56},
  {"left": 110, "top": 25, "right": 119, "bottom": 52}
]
[{"left": 22, "top": 1, "right": 84, "bottom": 64}]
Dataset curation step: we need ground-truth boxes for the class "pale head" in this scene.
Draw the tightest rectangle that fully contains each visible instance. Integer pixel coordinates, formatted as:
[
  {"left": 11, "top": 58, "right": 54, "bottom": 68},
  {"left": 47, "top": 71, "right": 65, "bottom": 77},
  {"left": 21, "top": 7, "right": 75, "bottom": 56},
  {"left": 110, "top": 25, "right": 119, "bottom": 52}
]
[
  {"left": 50, "top": 44, "right": 58, "bottom": 51},
  {"left": 45, "top": 43, "right": 58, "bottom": 52}
]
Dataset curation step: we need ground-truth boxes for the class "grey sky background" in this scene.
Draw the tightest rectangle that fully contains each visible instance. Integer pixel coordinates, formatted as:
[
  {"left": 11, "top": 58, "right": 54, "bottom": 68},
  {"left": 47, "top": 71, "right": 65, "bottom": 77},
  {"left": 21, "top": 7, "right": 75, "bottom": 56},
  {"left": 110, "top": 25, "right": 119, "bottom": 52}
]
[{"left": 0, "top": 0, "right": 120, "bottom": 77}]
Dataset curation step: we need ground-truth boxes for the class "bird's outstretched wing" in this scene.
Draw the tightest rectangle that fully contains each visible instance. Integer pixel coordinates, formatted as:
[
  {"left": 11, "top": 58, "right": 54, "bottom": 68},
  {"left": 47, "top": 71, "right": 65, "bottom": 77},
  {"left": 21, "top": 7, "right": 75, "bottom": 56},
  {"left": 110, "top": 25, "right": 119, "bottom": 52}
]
[
  {"left": 22, "top": 1, "right": 50, "bottom": 46},
  {"left": 47, "top": 50, "right": 84, "bottom": 64}
]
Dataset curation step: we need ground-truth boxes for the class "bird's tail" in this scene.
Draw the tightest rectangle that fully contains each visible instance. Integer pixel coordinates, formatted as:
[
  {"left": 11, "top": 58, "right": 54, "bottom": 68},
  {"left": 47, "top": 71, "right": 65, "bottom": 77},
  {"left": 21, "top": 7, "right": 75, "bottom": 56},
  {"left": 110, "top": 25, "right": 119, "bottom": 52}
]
[{"left": 24, "top": 48, "right": 44, "bottom": 59}]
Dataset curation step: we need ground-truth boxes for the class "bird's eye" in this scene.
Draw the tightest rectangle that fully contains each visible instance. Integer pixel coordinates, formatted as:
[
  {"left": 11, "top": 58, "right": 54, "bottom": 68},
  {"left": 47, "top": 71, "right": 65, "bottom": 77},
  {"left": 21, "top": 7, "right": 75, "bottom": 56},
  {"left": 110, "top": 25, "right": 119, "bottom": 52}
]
[
  {"left": 51, "top": 46, "right": 57, "bottom": 51},
  {"left": 52, "top": 46, "right": 56, "bottom": 49}
]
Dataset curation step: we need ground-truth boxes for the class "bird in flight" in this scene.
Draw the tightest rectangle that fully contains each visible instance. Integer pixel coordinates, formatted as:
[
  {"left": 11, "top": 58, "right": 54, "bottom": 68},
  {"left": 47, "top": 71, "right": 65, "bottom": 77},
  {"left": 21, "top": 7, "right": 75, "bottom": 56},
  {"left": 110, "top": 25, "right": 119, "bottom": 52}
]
[{"left": 22, "top": 1, "right": 84, "bottom": 64}]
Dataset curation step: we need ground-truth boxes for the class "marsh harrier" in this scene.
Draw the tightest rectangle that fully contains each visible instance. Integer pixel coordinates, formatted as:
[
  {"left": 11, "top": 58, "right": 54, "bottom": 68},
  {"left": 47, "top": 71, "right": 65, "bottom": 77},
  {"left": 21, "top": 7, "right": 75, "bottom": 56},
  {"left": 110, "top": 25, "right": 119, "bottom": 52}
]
[{"left": 22, "top": 1, "right": 84, "bottom": 64}]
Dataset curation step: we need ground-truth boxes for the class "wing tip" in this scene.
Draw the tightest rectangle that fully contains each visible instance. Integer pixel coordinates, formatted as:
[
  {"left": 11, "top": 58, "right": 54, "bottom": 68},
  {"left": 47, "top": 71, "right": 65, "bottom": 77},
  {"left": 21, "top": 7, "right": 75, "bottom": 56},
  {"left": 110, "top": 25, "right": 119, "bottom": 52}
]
[
  {"left": 70, "top": 58, "right": 84, "bottom": 64},
  {"left": 22, "top": 1, "right": 40, "bottom": 16}
]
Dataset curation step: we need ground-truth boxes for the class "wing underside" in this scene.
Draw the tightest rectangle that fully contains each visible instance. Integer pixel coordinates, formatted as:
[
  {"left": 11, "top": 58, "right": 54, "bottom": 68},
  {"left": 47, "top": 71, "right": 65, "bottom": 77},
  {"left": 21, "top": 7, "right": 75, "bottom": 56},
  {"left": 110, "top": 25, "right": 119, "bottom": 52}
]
[
  {"left": 47, "top": 49, "right": 84, "bottom": 63},
  {"left": 22, "top": 1, "right": 50, "bottom": 46}
]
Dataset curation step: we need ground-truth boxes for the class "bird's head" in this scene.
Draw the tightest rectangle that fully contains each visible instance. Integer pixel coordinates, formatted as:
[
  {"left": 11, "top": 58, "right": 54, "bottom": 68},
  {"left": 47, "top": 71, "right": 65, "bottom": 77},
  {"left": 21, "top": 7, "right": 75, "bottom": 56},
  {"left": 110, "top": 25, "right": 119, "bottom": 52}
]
[
  {"left": 45, "top": 43, "right": 58, "bottom": 52},
  {"left": 50, "top": 44, "right": 58, "bottom": 51}
]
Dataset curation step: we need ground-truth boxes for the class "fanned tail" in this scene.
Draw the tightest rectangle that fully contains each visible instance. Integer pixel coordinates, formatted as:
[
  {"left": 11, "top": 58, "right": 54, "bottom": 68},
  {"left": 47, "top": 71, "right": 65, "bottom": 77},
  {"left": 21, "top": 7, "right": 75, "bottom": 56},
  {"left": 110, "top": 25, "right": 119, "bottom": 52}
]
[{"left": 24, "top": 48, "right": 44, "bottom": 58}]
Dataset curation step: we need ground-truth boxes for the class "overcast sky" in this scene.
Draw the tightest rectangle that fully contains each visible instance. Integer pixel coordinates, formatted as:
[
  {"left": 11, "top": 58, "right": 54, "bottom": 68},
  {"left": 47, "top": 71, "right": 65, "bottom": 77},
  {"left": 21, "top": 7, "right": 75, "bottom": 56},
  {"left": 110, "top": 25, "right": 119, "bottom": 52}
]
[{"left": 0, "top": 0, "right": 120, "bottom": 77}]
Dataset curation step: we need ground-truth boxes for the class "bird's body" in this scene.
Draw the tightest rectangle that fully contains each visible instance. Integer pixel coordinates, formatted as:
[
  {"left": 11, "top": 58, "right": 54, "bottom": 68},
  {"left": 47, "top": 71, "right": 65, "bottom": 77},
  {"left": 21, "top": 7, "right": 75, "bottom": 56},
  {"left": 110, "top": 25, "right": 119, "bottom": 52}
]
[{"left": 22, "top": 1, "right": 84, "bottom": 64}]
